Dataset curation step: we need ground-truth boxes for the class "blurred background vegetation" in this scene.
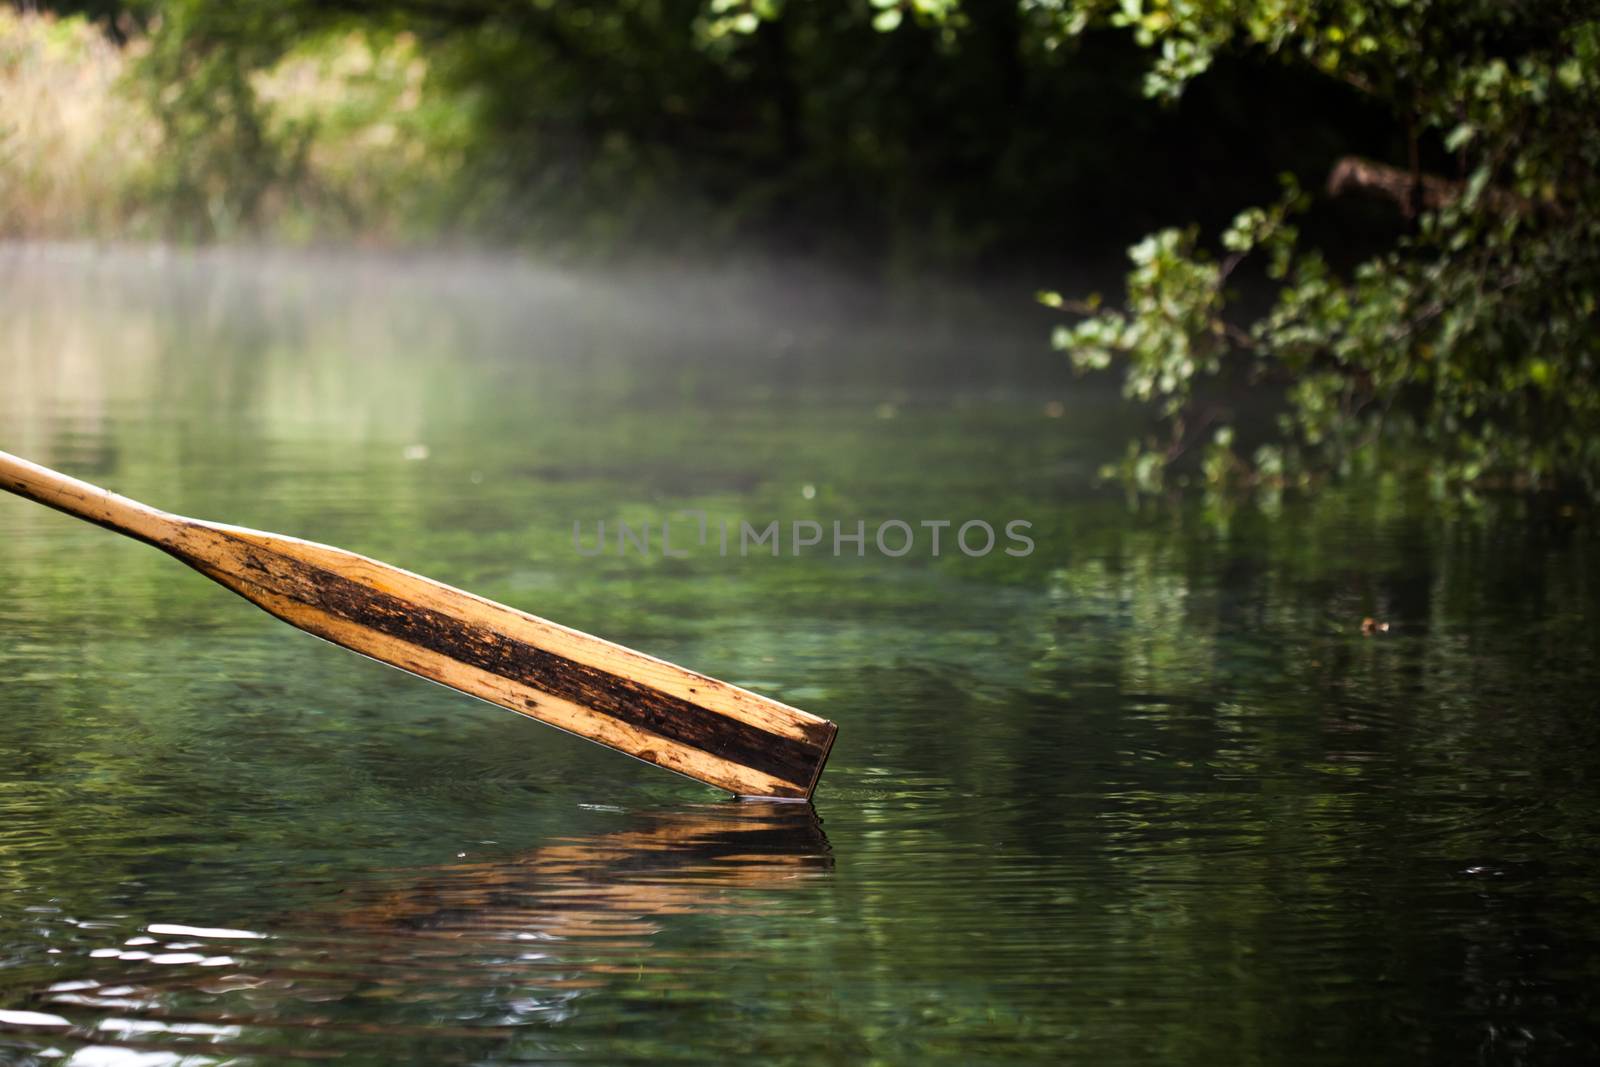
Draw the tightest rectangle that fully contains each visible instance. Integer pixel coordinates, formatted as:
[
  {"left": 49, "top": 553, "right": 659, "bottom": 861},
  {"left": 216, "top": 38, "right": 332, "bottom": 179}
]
[{"left": 2, "top": 0, "right": 1597, "bottom": 496}]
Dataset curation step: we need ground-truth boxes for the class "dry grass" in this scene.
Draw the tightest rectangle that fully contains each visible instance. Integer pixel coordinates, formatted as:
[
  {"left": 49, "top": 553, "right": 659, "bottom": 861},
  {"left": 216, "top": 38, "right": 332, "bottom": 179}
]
[
  {"left": 0, "top": 12, "right": 465, "bottom": 242},
  {"left": 0, "top": 10, "right": 157, "bottom": 238}
]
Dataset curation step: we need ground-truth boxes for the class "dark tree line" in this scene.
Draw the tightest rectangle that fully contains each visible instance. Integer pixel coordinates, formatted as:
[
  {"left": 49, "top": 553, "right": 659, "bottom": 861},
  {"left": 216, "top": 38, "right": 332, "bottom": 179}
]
[{"left": 18, "top": 1, "right": 1600, "bottom": 494}]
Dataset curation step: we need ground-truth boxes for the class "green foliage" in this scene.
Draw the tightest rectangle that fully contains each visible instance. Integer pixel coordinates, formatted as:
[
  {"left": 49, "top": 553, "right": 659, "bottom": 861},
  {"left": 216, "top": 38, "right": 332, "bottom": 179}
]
[
  {"left": 252, "top": 31, "right": 477, "bottom": 242},
  {"left": 1033, "top": 1, "right": 1600, "bottom": 496},
  {"left": 13, "top": 0, "right": 1380, "bottom": 260},
  {"left": 12, "top": 0, "right": 1600, "bottom": 495},
  {"left": 132, "top": 0, "right": 302, "bottom": 238},
  {"left": 82, "top": 0, "right": 1303, "bottom": 258}
]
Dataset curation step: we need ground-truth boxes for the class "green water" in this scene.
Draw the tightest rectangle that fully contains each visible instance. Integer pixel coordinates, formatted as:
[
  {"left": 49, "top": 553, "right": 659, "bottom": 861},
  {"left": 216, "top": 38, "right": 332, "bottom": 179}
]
[{"left": 2, "top": 245, "right": 1598, "bottom": 1065}]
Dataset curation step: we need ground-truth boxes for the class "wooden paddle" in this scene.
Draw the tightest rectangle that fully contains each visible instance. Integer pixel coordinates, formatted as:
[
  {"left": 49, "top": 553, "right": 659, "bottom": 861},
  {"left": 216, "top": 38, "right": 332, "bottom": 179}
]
[{"left": 0, "top": 450, "right": 836, "bottom": 800}]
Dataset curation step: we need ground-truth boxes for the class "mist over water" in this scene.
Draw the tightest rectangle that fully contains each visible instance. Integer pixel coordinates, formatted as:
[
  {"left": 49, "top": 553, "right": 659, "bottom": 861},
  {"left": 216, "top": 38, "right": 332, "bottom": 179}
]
[{"left": 2, "top": 245, "right": 1599, "bottom": 1064}]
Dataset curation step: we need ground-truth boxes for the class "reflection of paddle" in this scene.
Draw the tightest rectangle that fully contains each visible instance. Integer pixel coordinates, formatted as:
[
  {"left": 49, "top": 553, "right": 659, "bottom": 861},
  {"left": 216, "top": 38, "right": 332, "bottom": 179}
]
[
  {"left": 330, "top": 803, "right": 833, "bottom": 944},
  {"left": 0, "top": 450, "right": 836, "bottom": 798},
  {"left": 23, "top": 806, "right": 832, "bottom": 1058}
]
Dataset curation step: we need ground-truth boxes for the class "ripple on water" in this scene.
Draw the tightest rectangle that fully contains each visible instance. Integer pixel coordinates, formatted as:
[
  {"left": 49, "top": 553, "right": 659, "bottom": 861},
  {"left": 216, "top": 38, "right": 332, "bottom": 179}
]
[{"left": 1, "top": 804, "right": 833, "bottom": 1064}]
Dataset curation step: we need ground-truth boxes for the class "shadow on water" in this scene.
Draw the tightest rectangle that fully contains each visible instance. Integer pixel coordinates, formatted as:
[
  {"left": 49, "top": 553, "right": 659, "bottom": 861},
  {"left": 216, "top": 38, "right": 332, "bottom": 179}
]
[{"left": 0, "top": 803, "right": 831, "bottom": 1063}]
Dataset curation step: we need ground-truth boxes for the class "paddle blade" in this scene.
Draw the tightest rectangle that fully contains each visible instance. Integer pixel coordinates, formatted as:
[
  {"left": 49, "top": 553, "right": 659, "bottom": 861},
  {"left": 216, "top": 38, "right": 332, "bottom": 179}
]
[{"left": 163, "top": 519, "right": 836, "bottom": 799}]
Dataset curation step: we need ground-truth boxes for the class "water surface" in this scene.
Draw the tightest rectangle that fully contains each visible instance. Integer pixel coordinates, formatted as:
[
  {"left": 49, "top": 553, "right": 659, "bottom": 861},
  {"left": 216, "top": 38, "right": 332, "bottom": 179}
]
[{"left": 2, "top": 245, "right": 1598, "bottom": 1064}]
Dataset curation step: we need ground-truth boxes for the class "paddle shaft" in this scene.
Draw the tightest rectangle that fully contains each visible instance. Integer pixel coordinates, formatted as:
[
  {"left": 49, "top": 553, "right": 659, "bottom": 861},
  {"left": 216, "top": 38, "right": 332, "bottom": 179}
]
[
  {"left": 0, "top": 451, "right": 172, "bottom": 545},
  {"left": 0, "top": 450, "right": 836, "bottom": 799}
]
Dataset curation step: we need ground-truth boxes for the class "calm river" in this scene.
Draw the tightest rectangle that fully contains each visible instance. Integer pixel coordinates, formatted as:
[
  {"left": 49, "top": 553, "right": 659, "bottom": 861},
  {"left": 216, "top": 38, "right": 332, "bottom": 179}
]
[{"left": 1, "top": 246, "right": 1597, "bottom": 1064}]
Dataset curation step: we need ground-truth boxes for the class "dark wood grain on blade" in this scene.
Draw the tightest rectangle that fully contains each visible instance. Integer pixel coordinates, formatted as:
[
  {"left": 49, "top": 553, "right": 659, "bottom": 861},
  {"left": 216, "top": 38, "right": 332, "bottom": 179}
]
[{"left": 203, "top": 528, "right": 833, "bottom": 794}]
